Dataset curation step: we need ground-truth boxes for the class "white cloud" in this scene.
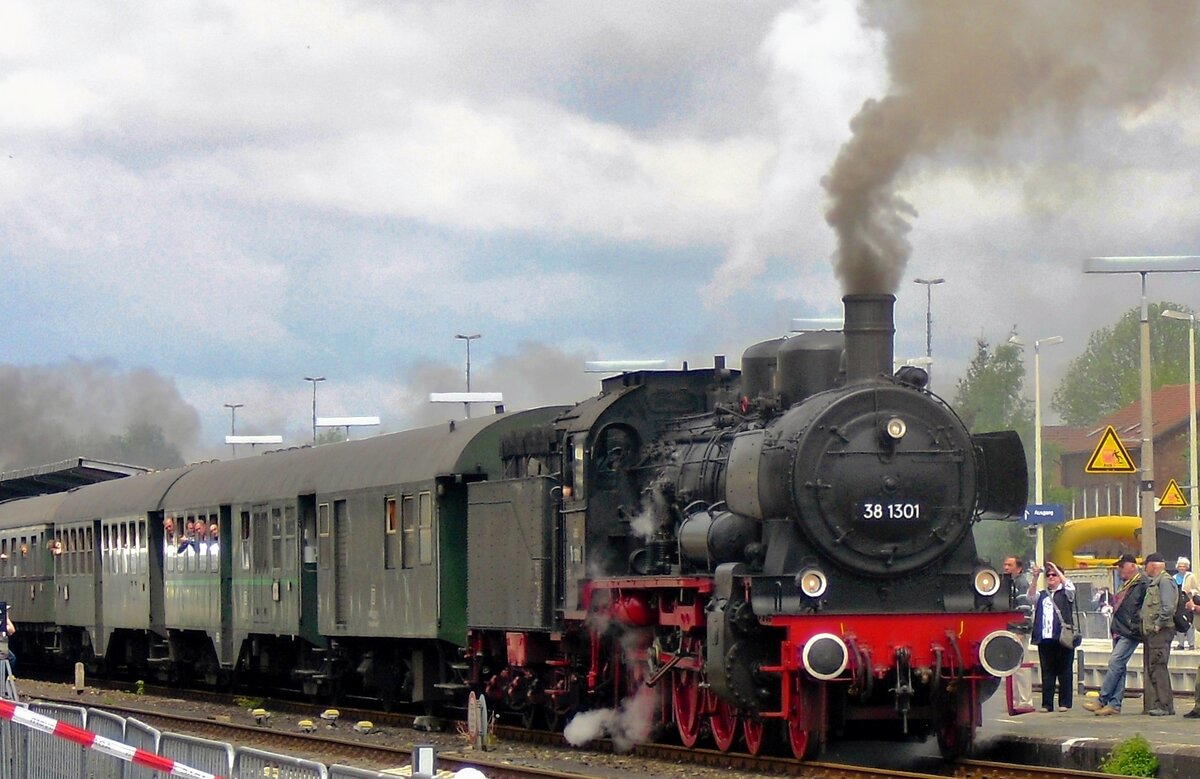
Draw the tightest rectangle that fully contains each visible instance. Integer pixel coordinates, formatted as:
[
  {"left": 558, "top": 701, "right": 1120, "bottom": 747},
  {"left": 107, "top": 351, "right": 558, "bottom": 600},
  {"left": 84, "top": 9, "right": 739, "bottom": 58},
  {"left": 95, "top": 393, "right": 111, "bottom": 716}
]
[
  {"left": 703, "top": 0, "right": 888, "bottom": 302},
  {"left": 201, "top": 99, "right": 771, "bottom": 246}
]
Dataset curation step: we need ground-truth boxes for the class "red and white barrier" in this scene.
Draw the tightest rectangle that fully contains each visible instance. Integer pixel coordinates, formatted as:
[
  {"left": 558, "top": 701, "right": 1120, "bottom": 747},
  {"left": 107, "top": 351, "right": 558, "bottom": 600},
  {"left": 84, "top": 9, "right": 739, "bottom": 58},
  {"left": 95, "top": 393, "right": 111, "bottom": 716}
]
[{"left": 0, "top": 699, "right": 223, "bottom": 779}]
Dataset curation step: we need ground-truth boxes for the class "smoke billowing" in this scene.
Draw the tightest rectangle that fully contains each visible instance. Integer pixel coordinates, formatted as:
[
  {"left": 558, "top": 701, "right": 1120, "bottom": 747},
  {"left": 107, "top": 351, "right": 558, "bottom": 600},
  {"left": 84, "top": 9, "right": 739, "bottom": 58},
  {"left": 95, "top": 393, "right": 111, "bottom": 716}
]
[
  {"left": 399, "top": 342, "right": 602, "bottom": 427},
  {"left": 0, "top": 361, "right": 201, "bottom": 471},
  {"left": 826, "top": 1, "right": 1200, "bottom": 293},
  {"left": 563, "top": 685, "right": 658, "bottom": 752}
]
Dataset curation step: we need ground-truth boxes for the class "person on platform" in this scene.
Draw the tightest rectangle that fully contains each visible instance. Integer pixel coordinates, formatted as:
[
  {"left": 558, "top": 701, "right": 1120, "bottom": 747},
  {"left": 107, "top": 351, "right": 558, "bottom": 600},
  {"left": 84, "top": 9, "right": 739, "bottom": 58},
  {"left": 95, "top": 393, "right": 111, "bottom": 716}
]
[
  {"left": 1, "top": 606, "right": 15, "bottom": 673},
  {"left": 1141, "top": 552, "right": 1178, "bottom": 716},
  {"left": 1086, "top": 554, "right": 1145, "bottom": 716},
  {"left": 1003, "top": 556, "right": 1035, "bottom": 712},
  {"left": 1182, "top": 585, "right": 1200, "bottom": 718},
  {"left": 1028, "top": 560, "right": 1077, "bottom": 711},
  {"left": 1174, "top": 557, "right": 1197, "bottom": 650}
]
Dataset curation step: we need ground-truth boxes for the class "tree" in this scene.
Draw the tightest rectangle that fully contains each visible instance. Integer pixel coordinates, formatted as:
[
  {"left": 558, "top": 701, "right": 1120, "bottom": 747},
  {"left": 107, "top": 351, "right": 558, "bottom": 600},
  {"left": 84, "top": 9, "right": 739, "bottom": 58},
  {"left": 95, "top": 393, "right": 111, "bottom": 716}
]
[
  {"left": 1052, "top": 302, "right": 1194, "bottom": 426},
  {"left": 953, "top": 334, "right": 1032, "bottom": 436},
  {"left": 315, "top": 428, "right": 346, "bottom": 446},
  {"left": 954, "top": 334, "right": 1034, "bottom": 565},
  {"left": 86, "top": 422, "right": 185, "bottom": 469}
]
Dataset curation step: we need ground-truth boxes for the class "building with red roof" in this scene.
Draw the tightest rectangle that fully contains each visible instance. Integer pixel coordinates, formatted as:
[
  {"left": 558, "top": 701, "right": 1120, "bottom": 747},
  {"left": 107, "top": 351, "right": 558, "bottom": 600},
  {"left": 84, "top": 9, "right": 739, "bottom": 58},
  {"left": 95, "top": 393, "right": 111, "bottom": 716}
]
[{"left": 1048, "top": 384, "right": 1199, "bottom": 522}]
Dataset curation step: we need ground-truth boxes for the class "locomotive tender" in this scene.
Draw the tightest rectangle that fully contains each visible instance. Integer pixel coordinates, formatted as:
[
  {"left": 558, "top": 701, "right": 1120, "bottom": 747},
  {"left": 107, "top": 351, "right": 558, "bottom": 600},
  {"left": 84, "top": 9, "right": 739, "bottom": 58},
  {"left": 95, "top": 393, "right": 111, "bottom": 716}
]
[{"left": 0, "top": 293, "right": 1028, "bottom": 760}]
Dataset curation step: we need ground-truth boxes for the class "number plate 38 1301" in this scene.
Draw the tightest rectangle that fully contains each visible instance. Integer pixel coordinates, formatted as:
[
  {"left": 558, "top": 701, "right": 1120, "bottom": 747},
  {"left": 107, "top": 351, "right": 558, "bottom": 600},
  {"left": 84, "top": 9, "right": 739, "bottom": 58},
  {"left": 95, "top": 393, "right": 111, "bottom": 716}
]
[{"left": 859, "top": 502, "right": 923, "bottom": 521}]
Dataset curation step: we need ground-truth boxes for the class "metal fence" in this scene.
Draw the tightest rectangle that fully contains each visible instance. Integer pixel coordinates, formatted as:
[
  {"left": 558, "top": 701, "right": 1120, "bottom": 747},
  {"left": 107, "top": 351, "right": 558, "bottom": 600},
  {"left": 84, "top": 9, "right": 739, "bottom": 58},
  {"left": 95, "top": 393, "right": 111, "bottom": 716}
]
[
  {"left": 0, "top": 701, "right": 407, "bottom": 779},
  {"left": 26, "top": 703, "right": 86, "bottom": 779}
]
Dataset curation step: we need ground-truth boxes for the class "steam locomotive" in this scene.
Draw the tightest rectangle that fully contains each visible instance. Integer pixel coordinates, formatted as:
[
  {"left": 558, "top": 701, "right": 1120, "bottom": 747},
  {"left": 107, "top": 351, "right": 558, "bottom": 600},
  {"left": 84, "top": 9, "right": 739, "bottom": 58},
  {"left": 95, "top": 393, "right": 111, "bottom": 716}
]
[{"left": 0, "top": 293, "right": 1028, "bottom": 760}]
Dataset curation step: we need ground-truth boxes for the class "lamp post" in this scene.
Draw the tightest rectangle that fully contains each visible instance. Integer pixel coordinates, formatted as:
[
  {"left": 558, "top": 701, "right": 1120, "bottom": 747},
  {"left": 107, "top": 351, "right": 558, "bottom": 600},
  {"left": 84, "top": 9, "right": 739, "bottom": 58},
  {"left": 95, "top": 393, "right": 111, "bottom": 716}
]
[
  {"left": 223, "top": 403, "right": 243, "bottom": 458},
  {"left": 303, "top": 376, "right": 325, "bottom": 444},
  {"left": 455, "top": 334, "right": 481, "bottom": 418},
  {"left": 1086, "top": 256, "right": 1200, "bottom": 554},
  {"left": 913, "top": 277, "right": 945, "bottom": 382},
  {"left": 1010, "top": 334, "right": 1065, "bottom": 585},
  {"left": 1163, "top": 308, "right": 1199, "bottom": 568}
]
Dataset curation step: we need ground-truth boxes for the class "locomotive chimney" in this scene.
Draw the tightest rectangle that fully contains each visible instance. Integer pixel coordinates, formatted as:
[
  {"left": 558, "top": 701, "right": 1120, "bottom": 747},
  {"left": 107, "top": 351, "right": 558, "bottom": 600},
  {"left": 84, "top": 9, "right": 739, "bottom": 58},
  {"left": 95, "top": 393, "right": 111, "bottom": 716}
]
[{"left": 842, "top": 294, "right": 895, "bottom": 382}]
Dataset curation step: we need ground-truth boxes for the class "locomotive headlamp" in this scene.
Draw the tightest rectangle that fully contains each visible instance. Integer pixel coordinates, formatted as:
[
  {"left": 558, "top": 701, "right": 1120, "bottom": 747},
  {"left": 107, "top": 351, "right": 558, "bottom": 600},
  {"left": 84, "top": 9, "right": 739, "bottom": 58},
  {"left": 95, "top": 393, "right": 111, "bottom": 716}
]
[
  {"left": 884, "top": 417, "right": 907, "bottom": 440},
  {"left": 797, "top": 568, "right": 828, "bottom": 598},
  {"left": 973, "top": 567, "right": 1002, "bottom": 597}
]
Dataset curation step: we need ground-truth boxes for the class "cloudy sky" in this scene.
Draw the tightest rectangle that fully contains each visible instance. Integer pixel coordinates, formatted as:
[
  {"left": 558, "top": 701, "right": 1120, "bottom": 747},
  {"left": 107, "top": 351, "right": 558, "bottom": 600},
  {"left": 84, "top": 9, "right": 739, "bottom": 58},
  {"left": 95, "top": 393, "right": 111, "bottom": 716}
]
[{"left": 4, "top": 1, "right": 1200, "bottom": 466}]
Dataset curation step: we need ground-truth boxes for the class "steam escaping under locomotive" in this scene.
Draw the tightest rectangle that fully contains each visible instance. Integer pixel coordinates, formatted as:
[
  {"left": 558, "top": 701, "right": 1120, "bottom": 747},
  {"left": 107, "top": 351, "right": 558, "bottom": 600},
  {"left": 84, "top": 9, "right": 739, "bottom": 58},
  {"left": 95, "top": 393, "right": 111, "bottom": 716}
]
[{"left": 0, "top": 292, "right": 1028, "bottom": 761}]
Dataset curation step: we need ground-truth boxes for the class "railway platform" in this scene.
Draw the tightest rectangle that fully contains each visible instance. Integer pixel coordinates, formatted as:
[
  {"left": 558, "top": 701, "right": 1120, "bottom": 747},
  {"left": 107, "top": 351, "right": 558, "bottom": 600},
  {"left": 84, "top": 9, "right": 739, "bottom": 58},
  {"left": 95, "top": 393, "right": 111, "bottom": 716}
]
[{"left": 979, "top": 641, "right": 1200, "bottom": 778}]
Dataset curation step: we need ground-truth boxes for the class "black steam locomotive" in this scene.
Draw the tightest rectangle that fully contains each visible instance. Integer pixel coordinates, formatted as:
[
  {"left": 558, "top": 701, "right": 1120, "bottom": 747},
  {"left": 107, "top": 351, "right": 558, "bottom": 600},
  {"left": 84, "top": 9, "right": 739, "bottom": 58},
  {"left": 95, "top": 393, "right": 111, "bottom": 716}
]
[
  {"left": 0, "top": 293, "right": 1027, "bottom": 760},
  {"left": 468, "top": 293, "right": 1028, "bottom": 758}
]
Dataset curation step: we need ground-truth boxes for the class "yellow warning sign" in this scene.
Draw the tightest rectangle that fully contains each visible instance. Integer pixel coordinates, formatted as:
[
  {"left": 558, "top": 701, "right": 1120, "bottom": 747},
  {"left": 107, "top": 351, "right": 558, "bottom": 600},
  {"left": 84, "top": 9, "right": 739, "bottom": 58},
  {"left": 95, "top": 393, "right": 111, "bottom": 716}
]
[
  {"left": 1160, "top": 478, "right": 1189, "bottom": 508},
  {"left": 1085, "top": 425, "right": 1137, "bottom": 474}
]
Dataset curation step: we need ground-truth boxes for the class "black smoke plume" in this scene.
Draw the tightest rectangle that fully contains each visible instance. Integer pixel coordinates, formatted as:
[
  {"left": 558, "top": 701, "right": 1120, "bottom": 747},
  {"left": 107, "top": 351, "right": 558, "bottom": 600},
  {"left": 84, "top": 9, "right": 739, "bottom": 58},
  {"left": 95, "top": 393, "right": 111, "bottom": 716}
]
[
  {"left": 824, "top": 1, "right": 1200, "bottom": 293},
  {"left": 0, "top": 361, "right": 200, "bottom": 471}
]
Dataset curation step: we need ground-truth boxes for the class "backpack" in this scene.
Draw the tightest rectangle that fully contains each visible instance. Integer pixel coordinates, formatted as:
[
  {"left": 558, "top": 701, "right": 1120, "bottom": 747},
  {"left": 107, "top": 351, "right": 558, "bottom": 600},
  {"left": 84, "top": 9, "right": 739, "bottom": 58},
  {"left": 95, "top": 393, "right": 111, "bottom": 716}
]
[{"left": 1173, "top": 580, "right": 1192, "bottom": 633}]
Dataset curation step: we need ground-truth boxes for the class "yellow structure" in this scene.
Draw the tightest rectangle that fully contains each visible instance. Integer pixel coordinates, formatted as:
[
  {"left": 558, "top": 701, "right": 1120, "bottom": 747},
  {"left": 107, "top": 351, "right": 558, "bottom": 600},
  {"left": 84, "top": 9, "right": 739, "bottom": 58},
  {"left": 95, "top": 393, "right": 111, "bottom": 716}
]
[{"left": 1048, "top": 515, "right": 1141, "bottom": 568}]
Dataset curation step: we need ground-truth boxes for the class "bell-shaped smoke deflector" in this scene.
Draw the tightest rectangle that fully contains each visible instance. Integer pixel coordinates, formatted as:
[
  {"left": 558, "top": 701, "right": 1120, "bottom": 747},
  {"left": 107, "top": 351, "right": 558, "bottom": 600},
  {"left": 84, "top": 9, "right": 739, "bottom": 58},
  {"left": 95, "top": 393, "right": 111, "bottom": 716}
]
[{"left": 971, "top": 430, "right": 1029, "bottom": 520}]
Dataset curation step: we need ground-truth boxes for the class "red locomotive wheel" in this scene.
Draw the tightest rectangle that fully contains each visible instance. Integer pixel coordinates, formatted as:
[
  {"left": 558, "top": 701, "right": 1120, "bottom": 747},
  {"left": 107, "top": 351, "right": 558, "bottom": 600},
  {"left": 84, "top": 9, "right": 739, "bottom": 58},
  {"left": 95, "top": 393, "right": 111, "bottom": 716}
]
[
  {"left": 671, "top": 670, "right": 702, "bottom": 747},
  {"left": 787, "top": 676, "right": 825, "bottom": 760},
  {"left": 786, "top": 711, "right": 811, "bottom": 760},
  {"left": 934, "top": 683, "right": 974, "bottom": 759},
  {"left": 707, "top": 693, "right": 739, "bottom": 752},
  {"left": 742, "top": 717, "right": 767, "bottom": 755}
]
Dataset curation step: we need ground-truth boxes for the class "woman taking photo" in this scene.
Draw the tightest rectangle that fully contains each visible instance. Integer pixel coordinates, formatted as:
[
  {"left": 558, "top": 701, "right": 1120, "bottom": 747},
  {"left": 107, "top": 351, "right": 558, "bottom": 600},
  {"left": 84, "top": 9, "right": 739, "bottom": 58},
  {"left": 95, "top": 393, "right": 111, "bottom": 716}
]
[{"left": 1027, "top": 560, "right": 1078, "bottom": 711}]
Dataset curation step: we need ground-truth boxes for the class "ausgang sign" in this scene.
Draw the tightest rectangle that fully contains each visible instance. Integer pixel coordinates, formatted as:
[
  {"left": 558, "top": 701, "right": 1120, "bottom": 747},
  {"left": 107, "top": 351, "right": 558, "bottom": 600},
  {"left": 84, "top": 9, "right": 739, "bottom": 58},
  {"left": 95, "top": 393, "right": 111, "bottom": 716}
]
[{"left": 1022, "top": 504, "right": 1066, "bottom": 524}]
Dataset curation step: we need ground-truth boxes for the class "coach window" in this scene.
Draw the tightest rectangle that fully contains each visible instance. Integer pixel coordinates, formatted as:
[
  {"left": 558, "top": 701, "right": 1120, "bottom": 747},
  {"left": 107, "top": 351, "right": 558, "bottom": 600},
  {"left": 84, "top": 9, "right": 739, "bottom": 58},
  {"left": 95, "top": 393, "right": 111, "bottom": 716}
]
[
  {"left": 270, "top": 507, "right": 283, "bottom": 571},
  {"left": 384, "top": 497, "right": 398, "bottom": 570},
  {"left": 317, "top": 503, "right": 331, "bottom": 571},
  {"left": 240, "top": 510, "right": 251, "bottom": 571},
  {"left": 566, "top": 435, "right": 586, "bottom": 501},
  {"left": 83, "top": 527, "right": 92, "bottom": 575},
  {"left": 284, "top": 506, "right": 296, "bottom": 571},
  {"left": 72, "top": 529, "right": 81, "bottom": 575},
  {"left": 418, "top": 491, "right": 433, "bottom": 565},
  {"left": 208, "top": 513, "right": 219, "bottom": 569},
  {"left": 401, "top": 494, "right": 416, "bottom": 568}
]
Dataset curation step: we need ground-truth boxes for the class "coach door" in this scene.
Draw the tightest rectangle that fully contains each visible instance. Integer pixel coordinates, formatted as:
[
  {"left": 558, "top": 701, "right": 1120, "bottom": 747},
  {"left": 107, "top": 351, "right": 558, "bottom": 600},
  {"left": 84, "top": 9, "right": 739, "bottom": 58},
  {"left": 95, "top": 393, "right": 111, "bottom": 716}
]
[
  {"left": 148, "top": 510, "right": 165, "bottom": 635},
  {"left": 218, "top": 505, "right": 233, "bottom": 664},
  {"left": 251, "top": 505, "right": 270, "bottom": 625},
  {"left": 333, "top": 499, "right": 350, "bottom": 626},
  {"left": 298, "top": 495, "right": 320, "bottom": 644}
]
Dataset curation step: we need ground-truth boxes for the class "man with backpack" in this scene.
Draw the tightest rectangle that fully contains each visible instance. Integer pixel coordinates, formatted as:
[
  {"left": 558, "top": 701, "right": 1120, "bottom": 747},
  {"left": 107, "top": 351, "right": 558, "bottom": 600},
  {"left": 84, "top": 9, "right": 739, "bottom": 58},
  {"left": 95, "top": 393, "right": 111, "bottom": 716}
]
[
  {"left": 1087, "top": 554, "right": 1146, "bottom": 716},
  {"left": 1141, "top": 552, "right": 1180, "bottom": 716}
]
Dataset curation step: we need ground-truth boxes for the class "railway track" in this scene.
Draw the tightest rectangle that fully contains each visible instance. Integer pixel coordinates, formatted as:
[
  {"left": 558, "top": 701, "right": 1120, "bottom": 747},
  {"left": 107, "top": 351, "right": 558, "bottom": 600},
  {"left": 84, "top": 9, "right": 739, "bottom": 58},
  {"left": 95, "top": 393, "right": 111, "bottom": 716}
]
[{"left": 20, "top": 681, "right": 1114, "bottom": 779}]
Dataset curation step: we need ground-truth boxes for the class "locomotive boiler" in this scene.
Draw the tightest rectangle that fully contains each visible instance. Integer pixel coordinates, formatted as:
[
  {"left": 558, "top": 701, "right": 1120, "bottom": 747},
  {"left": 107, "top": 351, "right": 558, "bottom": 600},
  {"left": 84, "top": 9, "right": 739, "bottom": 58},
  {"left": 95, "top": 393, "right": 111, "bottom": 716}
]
[{"left": 467, "top": 293, "right": 1029, "bottom": 759}]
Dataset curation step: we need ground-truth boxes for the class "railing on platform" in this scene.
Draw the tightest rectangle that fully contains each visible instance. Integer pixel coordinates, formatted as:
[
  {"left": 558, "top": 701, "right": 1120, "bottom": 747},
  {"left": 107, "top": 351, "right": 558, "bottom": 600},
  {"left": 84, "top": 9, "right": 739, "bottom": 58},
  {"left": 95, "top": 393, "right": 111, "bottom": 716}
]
[
  {"left": 158, "top": 731, "right": 235, "bottom": 778},
  {"left": 0, "top": 700, "right": 423, "bottom": 779},
  {"left": 27, "top": 702, "right": 87, "bottom": 779},
  {"left": 235, "top": 745, "right": 328, "bottom": 779},
  {"left": 124, "top": 718, "right": 162, "bottom": 779}
]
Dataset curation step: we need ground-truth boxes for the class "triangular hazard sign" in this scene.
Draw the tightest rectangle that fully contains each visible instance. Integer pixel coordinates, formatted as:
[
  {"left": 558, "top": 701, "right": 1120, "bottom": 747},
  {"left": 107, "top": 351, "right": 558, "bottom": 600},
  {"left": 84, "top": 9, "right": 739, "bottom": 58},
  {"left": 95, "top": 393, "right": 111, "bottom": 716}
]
[
  {"left": 1085, "top": 425, "right": 1137, "bottom": 474},
  {"left": 1161, "top": 478, "right": 1189, "bottom": 508}
]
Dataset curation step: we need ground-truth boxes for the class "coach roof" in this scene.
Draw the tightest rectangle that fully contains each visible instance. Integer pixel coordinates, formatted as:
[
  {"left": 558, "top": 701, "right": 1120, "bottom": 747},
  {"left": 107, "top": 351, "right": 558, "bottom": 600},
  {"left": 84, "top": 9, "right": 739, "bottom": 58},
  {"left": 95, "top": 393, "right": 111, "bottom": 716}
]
[
  {"left": 161, "top": 407, "right": 564, "bottom": 508},
  {"left": 0, "top": 490, "right": 71, "bottom": 529}
]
